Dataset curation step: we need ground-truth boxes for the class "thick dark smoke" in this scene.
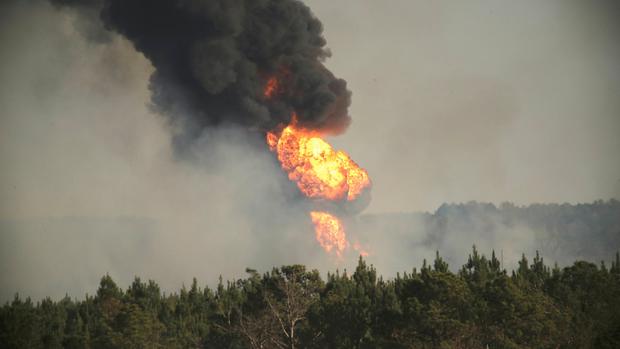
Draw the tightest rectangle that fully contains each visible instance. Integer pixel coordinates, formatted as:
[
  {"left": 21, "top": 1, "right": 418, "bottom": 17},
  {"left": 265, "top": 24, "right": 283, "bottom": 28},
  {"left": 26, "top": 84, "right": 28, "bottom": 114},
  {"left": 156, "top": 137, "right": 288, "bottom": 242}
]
[{"left": 52, "top": 0, "right": 351, "bottom": 149}]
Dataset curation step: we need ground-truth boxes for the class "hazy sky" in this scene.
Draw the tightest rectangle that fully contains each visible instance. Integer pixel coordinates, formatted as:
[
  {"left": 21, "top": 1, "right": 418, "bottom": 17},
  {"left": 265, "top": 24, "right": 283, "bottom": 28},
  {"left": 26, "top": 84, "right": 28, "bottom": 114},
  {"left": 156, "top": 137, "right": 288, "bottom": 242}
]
[
  {"left": 0, "top": 0, "right": 619, "bottom": 300},
  {"left": 307, "top": 0, "right": 620, "bottom": 212},
  {"left": 2, "top": 0, "right": 619, "bottom": 215}
]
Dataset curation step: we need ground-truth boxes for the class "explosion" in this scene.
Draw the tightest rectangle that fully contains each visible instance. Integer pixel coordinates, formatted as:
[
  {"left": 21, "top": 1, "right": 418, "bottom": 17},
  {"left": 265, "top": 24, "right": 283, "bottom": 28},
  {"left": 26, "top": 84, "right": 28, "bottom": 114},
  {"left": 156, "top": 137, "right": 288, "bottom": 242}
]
[
  {"left": 310, "top": 211, "right": 347, "bottom": 257},
  {"left": 265, "top": 80, "right": 371, "bottom": 258},
  {"left": 53, "top": 0, "right": 368, "bottom": 260},
  {"left": 309, "top": 212, "right": 370, "bottom": 258},
  {"left": 266, "top": 115, "right": 370, "bottom": 202}
]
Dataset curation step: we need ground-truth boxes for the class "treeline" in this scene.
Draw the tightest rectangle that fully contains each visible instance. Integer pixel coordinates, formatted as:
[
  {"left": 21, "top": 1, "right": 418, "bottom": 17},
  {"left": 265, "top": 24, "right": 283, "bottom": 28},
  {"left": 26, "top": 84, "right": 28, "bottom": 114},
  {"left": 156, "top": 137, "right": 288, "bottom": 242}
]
[
  {"left": 359, "top": 199, "right": 620, "bottom": 266},
  {"left": 1, "top": 250, "right": 620, "bottom": 348},
  {"left": 429, "top": 199, "right": 620, "bottom": 261}
]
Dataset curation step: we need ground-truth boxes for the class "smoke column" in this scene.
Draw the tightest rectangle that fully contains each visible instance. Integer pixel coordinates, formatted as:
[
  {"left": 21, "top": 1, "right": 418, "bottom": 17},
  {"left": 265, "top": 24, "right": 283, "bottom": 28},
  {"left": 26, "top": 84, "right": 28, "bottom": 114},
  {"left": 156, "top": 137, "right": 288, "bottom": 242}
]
[
  {"left": 52, "top": 0, "right": 352, "bottom": 149},
  {"left": 48, "top": 0, "right": 371, "bottom": 260}
]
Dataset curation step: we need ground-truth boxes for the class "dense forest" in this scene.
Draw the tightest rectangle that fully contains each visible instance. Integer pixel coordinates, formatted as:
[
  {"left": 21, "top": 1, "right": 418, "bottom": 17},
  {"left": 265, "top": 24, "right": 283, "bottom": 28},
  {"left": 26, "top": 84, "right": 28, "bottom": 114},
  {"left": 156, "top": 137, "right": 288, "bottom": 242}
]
[{"left": 2, "top": 249, "right": 619, "bottom": 348}]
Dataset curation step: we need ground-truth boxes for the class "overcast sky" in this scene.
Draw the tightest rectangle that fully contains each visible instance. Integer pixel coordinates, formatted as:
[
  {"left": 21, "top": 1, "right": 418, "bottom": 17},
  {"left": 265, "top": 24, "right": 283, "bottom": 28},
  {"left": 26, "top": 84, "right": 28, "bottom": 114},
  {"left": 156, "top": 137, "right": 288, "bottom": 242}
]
[
  {"left": 2, "top": 0, "right": 618, "bottom": 216},
  {"left": 0, "top": 0, "right": 619, "bottom": 300},
  {"left": 307, "top": 0, "right": 620, "bottom": 212}
]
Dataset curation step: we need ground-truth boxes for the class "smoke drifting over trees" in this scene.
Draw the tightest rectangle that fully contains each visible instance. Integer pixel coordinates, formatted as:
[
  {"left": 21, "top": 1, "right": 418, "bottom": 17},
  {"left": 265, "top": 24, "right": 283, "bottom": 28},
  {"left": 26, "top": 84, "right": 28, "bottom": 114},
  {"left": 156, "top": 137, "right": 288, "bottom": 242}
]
[
  {"left": 355, "top": 200, "right": 620, "bottom": 272},
  {"left": 1, "top": 0, "right": 619, "bottom": 311},
  {"left": 52, "top": 0, "right": 352, "bottom": 150}
]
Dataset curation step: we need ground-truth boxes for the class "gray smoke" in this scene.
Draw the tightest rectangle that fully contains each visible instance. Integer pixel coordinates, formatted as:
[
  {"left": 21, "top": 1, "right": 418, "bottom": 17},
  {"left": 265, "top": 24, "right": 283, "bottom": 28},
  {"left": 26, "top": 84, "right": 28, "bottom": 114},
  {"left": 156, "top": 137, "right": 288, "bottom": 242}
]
[
  {"left": 2, "top": 0, "right": 619, "bottom": 302},
  {"left": 0, "top": 0, "right": 340, "bottom": 301},
  {"left": 51, "top": 0, "right": 352, "bottom": 153}
]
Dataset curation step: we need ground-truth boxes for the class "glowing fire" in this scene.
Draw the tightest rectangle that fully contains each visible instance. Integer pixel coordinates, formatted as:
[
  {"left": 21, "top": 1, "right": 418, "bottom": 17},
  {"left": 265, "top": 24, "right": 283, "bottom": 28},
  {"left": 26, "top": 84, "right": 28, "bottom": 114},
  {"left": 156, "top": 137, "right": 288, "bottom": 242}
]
[
  {"left": 264, "top": 76, "right": 279, "bottom": 98},
  {"left": 353, "top": 242, "right": 370, "bottom": 257},
  {"left": 310, "top": 211, "right": 347, "bottom": 257},
  {"left": 264, "top": 75, "right": 371, "bottom": 258},
  {"left": 266, "top": 116, "right": 370, "bottom": 202}
]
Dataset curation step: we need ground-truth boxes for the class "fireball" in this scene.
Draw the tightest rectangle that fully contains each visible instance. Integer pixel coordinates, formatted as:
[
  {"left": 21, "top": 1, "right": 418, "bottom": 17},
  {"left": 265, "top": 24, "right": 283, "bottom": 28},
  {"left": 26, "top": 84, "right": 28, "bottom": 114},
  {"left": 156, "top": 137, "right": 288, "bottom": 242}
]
[
  {"left": 264, "top": 76, "right": 371, "bottom": 257},
  {"left": 310, "top": 211, "right": 347, "bottom": 258},
  {"left": 266, "top": 116, "right": 370, "bottom": 202}
]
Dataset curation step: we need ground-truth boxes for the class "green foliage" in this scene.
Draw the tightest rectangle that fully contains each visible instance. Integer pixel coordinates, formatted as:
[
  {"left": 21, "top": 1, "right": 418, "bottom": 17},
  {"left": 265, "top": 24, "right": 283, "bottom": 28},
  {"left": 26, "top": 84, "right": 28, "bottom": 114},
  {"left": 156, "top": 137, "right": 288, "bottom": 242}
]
[{"left": 1, "top": 251, "right": 619, "bottom": 348}]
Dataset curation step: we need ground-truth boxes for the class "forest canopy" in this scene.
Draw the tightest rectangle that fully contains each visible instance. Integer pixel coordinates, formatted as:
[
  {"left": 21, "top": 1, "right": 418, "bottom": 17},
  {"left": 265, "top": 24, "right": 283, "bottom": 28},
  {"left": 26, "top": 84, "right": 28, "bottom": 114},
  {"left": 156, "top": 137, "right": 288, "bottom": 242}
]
[{"left": 1, "top": 250, "right": 619, "bottom": 348}]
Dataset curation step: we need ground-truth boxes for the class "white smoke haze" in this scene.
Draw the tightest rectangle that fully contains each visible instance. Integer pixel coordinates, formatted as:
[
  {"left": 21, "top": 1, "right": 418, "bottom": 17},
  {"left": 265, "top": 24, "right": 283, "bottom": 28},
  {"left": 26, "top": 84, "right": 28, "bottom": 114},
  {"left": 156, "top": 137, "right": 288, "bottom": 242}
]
[
  {"left": 350, "top": 212, "right": 537, "bottom": 277},
  {"left": 1, "top": 0, "right": 620, "bottom": 301},
  {"left": 310, "top": 0, "right": 620, "bottom": 212},
  {"left": 0, "top": 1, "right": 336, "bottom": 301}
]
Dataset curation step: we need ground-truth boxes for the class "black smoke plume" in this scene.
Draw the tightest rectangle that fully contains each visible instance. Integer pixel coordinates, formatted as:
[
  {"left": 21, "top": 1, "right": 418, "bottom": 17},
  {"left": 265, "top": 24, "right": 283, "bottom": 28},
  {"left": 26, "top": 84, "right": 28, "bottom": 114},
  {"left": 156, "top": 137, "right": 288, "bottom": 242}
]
[{"left": 52, "top": 0, "right": 351, "bottom": 148}]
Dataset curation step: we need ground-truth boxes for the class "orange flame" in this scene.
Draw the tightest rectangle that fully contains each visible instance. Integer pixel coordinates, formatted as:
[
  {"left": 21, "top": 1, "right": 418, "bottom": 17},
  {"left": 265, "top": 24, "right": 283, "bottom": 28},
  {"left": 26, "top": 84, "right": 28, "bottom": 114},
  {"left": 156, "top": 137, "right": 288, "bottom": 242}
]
[
  {"left": 264, "top": 76, "right": 279, "bottom": 98},
  {"left": 310, "top": 211, "right": 347, "bottom": 257},
  {"left": 266, "top": 116, "right": 370, "bottom": 202},
  {"left": 264, "top": 75, "right": 371, "bottom": 258}
]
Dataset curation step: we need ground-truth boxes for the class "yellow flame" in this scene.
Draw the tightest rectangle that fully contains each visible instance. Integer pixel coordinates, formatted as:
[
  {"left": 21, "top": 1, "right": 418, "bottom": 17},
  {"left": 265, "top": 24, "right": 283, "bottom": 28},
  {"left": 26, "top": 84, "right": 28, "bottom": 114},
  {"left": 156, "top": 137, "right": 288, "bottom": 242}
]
[
  {"left": 266, "top": 116, "right": 370, "bottom": 201},
  {"left": 310, "top": 211, "right": 347, "bottom": 257}
]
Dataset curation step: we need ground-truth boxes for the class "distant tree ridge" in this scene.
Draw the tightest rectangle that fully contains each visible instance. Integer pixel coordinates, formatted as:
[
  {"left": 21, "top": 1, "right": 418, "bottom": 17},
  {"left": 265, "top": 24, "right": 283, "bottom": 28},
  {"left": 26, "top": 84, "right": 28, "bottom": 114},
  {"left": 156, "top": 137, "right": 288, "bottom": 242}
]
[{"left": 358, "top": 199, "right": 620, "bottom": 267}]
